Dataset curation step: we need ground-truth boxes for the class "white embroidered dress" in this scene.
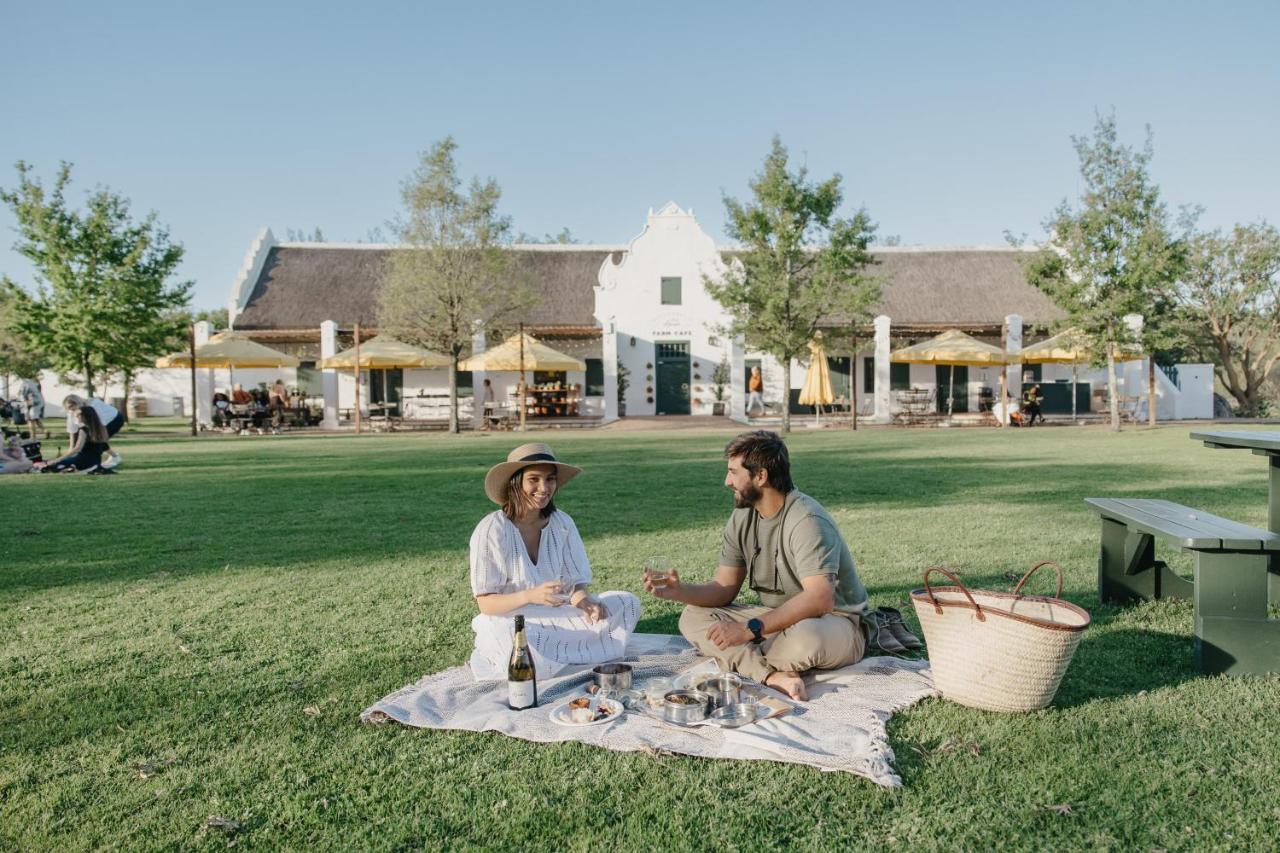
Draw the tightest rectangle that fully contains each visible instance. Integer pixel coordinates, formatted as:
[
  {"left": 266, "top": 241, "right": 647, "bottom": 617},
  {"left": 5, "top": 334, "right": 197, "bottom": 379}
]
[{"left": 468, "top": 509, "right": 640, "bottom": 680}]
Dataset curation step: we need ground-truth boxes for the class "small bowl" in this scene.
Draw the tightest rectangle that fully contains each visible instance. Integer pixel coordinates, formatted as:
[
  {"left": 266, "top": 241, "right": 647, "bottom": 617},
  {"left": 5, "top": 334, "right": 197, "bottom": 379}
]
[
  {"left": 709, "top": 702, "right": 759, "bottom": 728},
  {"left": 592, "top": 663, "right": 633, "bottom": 691},
  {"left": 693, "top": 673, "right": 742, "bottom": 709},
  {"left": 662, "top": 689, "right": 711, "bottom": 724}
]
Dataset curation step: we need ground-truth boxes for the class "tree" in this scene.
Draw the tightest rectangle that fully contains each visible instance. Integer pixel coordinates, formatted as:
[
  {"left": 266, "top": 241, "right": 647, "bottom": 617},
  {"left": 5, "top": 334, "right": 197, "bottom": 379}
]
[
  {"left": 377, "top": 138, "right": 532, "bottom": 433},
  {"left": 516, "top": 227, "right": 579, "bottom": 244},
  {"left": 1020, "top": 115, "right": 1185, "bottom": 431},
  {"left": 1177, "top": 221, "right": 1280, "bottom": 415},
  {"left": 706, "top": 136, "right": 880, "bottom": 433},
  {"left": 0, "top": 286, "right": 46, "bottom": 398},
  {"left": 1, "top": 162, "right": 191, "bottom": 401}
]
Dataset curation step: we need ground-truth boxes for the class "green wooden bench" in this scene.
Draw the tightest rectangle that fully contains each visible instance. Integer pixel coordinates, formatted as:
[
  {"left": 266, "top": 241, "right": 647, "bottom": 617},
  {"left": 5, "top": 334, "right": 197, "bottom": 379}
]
[{"left": 1084, "top": 497, "right": 1280, "bottom": 676}]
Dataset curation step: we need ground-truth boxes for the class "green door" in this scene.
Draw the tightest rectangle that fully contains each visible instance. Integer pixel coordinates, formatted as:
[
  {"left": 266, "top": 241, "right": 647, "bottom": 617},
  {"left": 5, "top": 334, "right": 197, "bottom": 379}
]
[
  {"left": 656, "top": 342, "right": 691, "bottom": 415},
  {"left": 936, "top": 365, "right": 969, "bottom": 413}
]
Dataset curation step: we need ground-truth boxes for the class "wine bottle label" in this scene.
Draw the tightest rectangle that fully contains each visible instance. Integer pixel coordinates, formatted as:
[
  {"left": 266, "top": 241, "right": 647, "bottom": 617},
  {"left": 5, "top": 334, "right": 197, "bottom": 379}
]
[{"left": 508, "top": 680, "right": 536, "bottom": 710}]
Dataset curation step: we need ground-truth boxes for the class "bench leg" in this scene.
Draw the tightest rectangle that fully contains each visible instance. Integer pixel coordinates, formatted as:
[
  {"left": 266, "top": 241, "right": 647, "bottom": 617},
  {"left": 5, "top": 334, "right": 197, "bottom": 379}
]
[
  {"left": 1194, "top": 551, "right": 1280, "bottom": 675},
  {"left": 1098, "top": 520, "right": 1193, "bottom": 603}
]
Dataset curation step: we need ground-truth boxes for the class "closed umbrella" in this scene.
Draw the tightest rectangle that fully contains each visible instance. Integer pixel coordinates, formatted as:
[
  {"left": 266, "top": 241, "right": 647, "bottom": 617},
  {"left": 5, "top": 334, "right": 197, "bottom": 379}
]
[
  {"left": 1019, "top": 328, "right": 1143, "bottom": 422},
  {"left": 318, "top": 337, "right": 451, "bottom": 414},
  {"left": 890, "top": 329, "right": 1007, "bottom": 420},
  {"left": 797, "top": 335, "right": 835, "bottom": 425}
]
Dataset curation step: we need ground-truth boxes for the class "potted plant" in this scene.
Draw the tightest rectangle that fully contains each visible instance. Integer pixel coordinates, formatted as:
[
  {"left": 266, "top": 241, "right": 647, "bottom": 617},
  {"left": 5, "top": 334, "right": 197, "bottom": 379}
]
[
  {"left": 616, "top": 358, "right": 630, "bottom": 417},
  {"left": 711, "top": 355, "right": 731, "bottom": 416}
]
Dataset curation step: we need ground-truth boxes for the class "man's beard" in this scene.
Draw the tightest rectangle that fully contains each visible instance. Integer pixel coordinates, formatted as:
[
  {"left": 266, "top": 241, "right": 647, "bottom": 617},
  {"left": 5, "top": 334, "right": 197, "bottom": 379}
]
[{"left": 733, "top": 481, "right": 762, "bottom": 509}]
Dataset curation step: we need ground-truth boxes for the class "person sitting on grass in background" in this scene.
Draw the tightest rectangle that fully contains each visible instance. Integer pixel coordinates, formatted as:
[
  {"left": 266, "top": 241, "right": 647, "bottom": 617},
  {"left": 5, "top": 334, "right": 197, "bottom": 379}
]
[
  {"left": 643, "top": 430, "right": 870, "bottom": 701},
  {"left": 63, "top": 395, "right": 123, "bottom": 468},
  {"left": 467, "top": 442, "right": 641, "bottom": 681},
  {"left": 1, "top": 436, "right": 34, "bottom": 474},
  {"left": 45, "top": 405, "right": 109, "bottom": 473}
]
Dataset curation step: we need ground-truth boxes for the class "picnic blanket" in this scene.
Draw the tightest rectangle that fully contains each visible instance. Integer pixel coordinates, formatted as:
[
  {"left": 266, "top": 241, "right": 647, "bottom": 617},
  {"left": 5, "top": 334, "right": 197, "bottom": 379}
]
[{"left": 362, "top": 634, "right": 936, "bottom": 787}]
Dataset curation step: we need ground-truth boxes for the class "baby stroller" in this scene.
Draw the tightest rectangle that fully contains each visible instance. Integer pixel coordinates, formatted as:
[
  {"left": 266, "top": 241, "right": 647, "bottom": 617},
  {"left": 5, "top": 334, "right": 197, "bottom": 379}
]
[{"left": 1, "top": 398, "right": 27, "bottom": 440}]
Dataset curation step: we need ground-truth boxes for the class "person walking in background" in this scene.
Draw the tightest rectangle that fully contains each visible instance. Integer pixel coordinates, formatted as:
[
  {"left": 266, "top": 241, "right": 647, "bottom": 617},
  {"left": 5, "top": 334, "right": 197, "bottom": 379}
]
[
  {"left": 1022, "top": 384, "right": 1044, "bottom": 426},
  {"left": 269, "top": 379, "right": 287, "bottom": 432},
  {"left": 19, "top": 377, "right": 45, "bottom": 438},
  {"left": 480, "top": 378, "right": 497, "bottom": 430},
  {"left": 746, "top": 366, "right": 765, "bottom": 417}
]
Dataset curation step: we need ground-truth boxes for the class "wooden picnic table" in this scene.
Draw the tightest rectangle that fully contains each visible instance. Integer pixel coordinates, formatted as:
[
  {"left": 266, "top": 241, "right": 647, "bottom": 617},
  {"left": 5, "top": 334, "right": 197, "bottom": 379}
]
[{"left": 1191, "top": 430, "right": 1280, "bottom": 620}]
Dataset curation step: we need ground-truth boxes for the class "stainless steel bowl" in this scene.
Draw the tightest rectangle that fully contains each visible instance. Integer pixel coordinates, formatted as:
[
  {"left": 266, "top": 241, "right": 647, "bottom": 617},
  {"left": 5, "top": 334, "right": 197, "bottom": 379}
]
[
  {"left": 592, "top": 663, "right": 633, "bottom": 691},
  {"left": 693, "top": 673, "right": 742, "bottom": 709},
  {"left": 662, "top": 689, "right": 711, "bottom": 724},
  {"left": 709, "top": 702, "right": 759, "bottom": 728}
]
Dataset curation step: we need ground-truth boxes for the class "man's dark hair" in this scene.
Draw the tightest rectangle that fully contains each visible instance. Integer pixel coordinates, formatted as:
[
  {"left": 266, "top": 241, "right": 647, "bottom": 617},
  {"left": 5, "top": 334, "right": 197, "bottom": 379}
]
[{"left": 724, "top": 430, "right": 794, "bottom": 494}]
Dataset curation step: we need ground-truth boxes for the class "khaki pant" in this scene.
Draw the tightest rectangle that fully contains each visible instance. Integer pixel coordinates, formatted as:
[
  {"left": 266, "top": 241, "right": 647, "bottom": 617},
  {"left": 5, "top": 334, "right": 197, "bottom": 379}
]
[{"left": 678, "top": 604, "right": 865, "bottom": 683}]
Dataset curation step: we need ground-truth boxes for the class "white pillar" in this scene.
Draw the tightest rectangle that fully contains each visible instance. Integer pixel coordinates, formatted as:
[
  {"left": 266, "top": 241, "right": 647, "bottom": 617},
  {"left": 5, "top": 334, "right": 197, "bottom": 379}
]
[
  {"left": 730, "top": 336, "right": 746, "bottom": 421},
  {"left": 602, "top": 319, "right": 619, "bottom": 423},
  {"left": 1123, "top": 313, "right": 1145, "bottom": 403},
  {"left": 1005, "top": 313, "right": 1023, "bottom": 410},
  {"left": 194, "top": 321, "right": 214, "bottom": 426},
  {"left": 873, "top": 315, "right": 891, "bottom": 423},
  {"left": 471, "top": 327, "right": 487, "bottom": 429},
  {"left": 321, "top": 320, "right": 338, "bottom": 429}
]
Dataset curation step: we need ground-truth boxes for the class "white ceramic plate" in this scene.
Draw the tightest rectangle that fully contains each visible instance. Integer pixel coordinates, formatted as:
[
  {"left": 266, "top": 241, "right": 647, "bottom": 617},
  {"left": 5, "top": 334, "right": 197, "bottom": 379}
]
[{"left": 549, "top": 696, "right": 624, "bottom": 727}]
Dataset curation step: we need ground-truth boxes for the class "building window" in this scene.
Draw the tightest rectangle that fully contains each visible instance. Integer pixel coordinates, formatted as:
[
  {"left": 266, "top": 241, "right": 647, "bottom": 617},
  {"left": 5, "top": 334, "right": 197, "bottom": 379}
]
[
  {"left": 863, "top": 356, "right": 875, "bottom": 394},
  {"left": 890, "top": 362, "right": 910, "bottom": 390},
  {"left": 585, "top": 358, "right": 605, "bottom": 396},
  {"left": 661, "top": 277, "right": 682, "bottom": 305},
  {"left": 457, "top": 370, "right": 474, "bottom": 397}
]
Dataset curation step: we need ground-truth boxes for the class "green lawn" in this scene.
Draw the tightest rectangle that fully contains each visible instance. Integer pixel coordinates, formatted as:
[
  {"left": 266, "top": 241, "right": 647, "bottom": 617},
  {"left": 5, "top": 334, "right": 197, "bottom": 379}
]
[{"left": 5, "top": 422, "right": 1279, "bottom": 850}]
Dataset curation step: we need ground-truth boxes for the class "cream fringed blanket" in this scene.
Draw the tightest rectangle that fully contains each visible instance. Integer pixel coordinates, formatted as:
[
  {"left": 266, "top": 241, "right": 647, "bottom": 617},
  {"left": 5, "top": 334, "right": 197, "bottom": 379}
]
[{"left": 361, "top": 634, "right": 935, "bottom": 788}]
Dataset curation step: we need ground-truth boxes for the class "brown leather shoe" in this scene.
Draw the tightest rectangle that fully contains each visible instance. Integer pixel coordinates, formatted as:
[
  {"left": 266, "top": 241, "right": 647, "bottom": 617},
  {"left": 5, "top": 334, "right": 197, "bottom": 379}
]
[{"left": 876, "top": 606, "right": 924, "bottom": 650}]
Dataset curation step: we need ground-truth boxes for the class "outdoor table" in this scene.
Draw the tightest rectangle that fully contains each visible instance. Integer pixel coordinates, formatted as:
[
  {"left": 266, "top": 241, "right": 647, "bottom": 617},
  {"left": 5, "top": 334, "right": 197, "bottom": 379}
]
[
  {"left": 1191, "top": 429, "right": 1280, "bottom": 605},
  {"left": 893, "top": 388, "right": 933, "bottom": 425}
]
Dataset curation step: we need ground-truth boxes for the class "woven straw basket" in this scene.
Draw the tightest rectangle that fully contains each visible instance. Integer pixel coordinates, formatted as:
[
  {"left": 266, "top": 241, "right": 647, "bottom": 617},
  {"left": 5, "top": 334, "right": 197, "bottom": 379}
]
[{"left": 910, "top": 562, "right": 1091, "bottom": 713}]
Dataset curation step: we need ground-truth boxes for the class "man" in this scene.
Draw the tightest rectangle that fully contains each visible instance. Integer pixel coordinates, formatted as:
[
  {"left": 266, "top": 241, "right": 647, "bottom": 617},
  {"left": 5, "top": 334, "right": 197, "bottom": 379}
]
[
  {"left": 642, "top": 430, "right": 868, "bottom": 700},
  {"left": 19, "top": 377, "right": 45, "bottom": 438},
  {"left": 1022, "top": 384, "right": 1044, "bottom": 426}
]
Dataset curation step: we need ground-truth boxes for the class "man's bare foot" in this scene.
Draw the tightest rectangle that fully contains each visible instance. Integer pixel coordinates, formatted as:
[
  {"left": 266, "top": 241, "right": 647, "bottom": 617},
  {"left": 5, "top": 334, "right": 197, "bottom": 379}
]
[{"left": 763, "top": 670, "right": 807, "bottom": 701}]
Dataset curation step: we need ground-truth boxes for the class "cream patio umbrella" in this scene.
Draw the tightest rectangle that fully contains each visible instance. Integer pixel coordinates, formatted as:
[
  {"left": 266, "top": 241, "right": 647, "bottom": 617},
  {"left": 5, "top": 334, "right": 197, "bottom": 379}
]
[
  {"left": 890, "top": 329, "right": 1007, "bottom": 420},
  {"left": 1018, "top": 328, "right": 1144, "bottom": 422},
  {"left": 797, "top": 334, "right": 835, "bottom": 425},
  {"left": 458, "top": 328, "right": 586, "bottom": 431},
  {"left": 318, "top": 336, "right": 451, "bottom": 416},
  {"left": 156, "top": 332, "right": 299, "bottom": 428}
]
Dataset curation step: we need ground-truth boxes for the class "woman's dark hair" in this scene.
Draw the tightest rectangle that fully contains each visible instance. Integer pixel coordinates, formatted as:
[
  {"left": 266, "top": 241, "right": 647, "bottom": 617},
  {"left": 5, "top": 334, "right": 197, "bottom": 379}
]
[
  {"left": 78, "top": 405, "right": 109, "bottom": 444},
  {"left": 501, "top": 466, "right": 557, "bottom": 521},
  {"left": 724, "top": 430, "right": 794, "bottom": 494}
]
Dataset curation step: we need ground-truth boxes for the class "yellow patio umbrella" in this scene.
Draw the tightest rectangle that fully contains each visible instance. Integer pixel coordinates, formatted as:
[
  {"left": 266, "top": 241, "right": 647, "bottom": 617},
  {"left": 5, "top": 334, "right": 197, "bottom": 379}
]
[
  {"left": 156, "top": 331, "right": 300, "bottom": 370},
  {"left": 156, "top": 331, "right": 300, "bottom": 430},
  {"left": 1019, "top": 328, "right": 1144, "bottom": 422},
  {"left": 318, "top": 336, "right": 451, "bottom": 415},
  {"left": 797, "top": 335, "right": 835, "bottom": 425},
  {"left": 459, "top": 329, "right": 585, "bottom": 431},
  {"left": 891, "top": 329, "right": 1007, "bottom": 420},
  {"left": 317, "top": 336, "right": 451, "bottom": 370}
]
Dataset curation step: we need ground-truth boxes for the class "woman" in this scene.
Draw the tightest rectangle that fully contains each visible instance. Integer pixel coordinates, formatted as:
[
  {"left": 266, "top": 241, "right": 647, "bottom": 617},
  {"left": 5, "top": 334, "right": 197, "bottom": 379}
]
[
  {"left": 747, "top": 366, "right": 764, "bottom": 417},
  {"left": 468, "top": 442, "right": 640, "bottom": 680},
  {"left": 45, "top": 405, "right": 109, "bottom": 472}
]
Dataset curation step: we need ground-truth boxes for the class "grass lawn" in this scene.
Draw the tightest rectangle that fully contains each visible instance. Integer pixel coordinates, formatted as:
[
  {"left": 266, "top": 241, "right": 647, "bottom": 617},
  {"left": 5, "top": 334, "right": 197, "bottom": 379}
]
[{"left": 4, "top": 421, "right": 1279, "bottom": 850}]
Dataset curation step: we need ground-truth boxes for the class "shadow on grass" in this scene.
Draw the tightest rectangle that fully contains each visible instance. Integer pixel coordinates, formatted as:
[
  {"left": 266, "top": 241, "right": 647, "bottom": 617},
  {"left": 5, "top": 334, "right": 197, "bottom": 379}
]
[{"left": 7, "top": 430, "right": 1269, "bottom": 599}]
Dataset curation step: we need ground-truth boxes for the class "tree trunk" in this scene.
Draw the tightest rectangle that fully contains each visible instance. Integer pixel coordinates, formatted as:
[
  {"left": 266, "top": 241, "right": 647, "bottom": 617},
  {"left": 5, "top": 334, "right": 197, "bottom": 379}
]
[
  {"left": 781, "top": 356, "right": 792, "bottom": 434},
  {"left": 122, "top": 370, "right": 134, "bottom": 424},
  {"left": 1107, "top": 344, "right": 1120, "bottom": 432},
  {"left": 448, "top": 358, "right": 459, "bottom": 434},
  {"left": 1147, "top": 359, "right": 1156, "bottom": 427},
  {"left": 83, "top": 354, "right": 94, "bottom": 398},
  {"left": 850, "top": 325, "right": 857, "bottom": 431}
]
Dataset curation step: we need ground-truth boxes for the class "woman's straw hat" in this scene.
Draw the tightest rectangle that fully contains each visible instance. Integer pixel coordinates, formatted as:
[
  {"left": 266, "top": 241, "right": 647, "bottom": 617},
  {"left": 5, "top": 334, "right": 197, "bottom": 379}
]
[{"left": 484, "top": 442, "right": 581, "bottom": 504}]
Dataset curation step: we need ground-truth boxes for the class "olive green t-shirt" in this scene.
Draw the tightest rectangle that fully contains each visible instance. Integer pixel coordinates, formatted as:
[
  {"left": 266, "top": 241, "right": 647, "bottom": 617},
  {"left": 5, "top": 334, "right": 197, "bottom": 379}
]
[{"left": 719, "top": 490, "right": 868, "bottom": 614}]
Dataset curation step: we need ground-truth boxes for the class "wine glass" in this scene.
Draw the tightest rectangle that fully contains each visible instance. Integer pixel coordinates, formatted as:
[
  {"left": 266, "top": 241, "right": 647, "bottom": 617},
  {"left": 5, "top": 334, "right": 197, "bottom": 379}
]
[{"left": 643, "top": 555, "right": 673, "bottom": 590}]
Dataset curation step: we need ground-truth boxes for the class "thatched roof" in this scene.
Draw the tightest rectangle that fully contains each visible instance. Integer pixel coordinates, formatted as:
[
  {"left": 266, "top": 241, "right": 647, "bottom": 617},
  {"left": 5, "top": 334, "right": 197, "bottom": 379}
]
[
  {"left": 232, "top": 243, "right": 1064, "bottom": 335},
  {"left": 862, "top": 248, "right": 1065, "bottom": 329},
  {"left": 233, "top": 244, "right": 624, "bottom": 332}
]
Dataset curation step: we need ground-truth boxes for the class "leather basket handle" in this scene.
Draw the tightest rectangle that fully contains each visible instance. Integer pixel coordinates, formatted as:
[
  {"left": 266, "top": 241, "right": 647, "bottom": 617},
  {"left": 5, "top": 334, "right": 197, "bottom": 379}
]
[
  {"left": 923, "top": 566, "right": 985, "bottom": 622},
  {"left": 1012, "top": 560, "right": 1064, "bottom": 599}
]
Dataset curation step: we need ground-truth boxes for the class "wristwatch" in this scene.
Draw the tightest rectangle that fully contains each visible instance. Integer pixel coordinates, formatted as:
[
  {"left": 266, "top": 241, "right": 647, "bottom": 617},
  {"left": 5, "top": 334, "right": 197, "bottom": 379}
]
[{"left": 747, "top": 618, "right": 765, "bottom": 644}]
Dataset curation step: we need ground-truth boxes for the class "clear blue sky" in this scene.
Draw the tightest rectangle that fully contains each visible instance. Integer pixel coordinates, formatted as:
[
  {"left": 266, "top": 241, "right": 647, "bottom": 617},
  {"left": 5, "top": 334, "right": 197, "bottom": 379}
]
[{"left": 2, "top": 1, "right": 1277, "bottom": 310}]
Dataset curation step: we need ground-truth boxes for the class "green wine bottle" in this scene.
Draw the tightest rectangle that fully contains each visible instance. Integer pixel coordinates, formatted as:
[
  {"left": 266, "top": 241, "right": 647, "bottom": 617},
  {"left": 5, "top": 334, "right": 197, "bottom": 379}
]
[{"left": 507, "top": 615, "right": 537, "bottom": 710}]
